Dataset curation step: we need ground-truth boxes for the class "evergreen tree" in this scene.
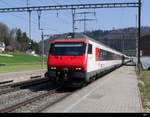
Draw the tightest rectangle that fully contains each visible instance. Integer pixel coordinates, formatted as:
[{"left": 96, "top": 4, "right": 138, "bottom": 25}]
[
  {"left": 0, "top": 22, "right": 10, "bottom": 46},
  {"left": 16, "top": 29, "right": 22, "bottom": 43},
  {"left": 22, "top": 32, "right": 29, "bottom": 52}
]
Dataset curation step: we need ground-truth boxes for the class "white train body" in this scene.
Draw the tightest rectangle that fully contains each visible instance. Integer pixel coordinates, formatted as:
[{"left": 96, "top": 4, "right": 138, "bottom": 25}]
[{"left": 87, "top": 39, "right": 122, "bottom": 73}]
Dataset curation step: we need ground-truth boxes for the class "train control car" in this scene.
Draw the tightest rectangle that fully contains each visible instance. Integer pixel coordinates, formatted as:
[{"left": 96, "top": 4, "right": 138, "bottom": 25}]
[{"left": 45, "top": 33, "right": 128, "bottom": 87}]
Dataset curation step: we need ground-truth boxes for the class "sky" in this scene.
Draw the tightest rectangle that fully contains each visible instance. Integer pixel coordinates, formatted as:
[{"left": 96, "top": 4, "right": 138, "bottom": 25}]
[{"left": 0, "top": 0, "right": 149, "bottom": 42}]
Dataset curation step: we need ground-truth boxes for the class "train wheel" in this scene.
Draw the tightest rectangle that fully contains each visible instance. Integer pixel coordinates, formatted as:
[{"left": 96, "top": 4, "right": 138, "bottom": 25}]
[
  {"left": 92, "top": 76, "right": 96, "bottom": 81},
  {"left": 89, "top": 76, "right": 96, "bottom": 83},
  {"left": 81, "top": 83, "right": 86, "bottom": 88},
  {"left": 80, "top": 81, "right": 87, "bottom": 88}
]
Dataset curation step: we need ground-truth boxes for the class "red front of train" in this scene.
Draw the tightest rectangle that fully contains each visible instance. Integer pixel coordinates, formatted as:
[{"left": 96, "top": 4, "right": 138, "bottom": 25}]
[{"left": 46, "top": 39, "right": 89, "bottom": 86}]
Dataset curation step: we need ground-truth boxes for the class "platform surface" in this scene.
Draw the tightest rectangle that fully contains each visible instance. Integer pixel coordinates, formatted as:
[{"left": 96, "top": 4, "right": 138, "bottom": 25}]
[{"left": 43, "top": 66, "right": 143, "bottom": 113}]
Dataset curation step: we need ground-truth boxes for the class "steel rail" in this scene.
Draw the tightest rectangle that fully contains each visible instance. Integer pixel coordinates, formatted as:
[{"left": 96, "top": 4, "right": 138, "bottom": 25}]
[
  {"left": 0, "top": 78, "right": 49, "bottom": 96},
  {"left": 38, "top": 92, "right": 73, "bottom": 112},
  {"left": 0, "top": 80, "right": 13, "bottom": 85},
  {"left": 0, "top": 88, "right": 57, "bottom": 113},
  {"left": 0, "top": 88, "right": 20, "bottom": 96},
  {"left": 0, "top": 77, "right": 48, "bottom": 89}
]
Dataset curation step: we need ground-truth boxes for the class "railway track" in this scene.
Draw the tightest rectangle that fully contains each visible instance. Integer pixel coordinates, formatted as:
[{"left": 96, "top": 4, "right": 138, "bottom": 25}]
[
  {"left": 0, "top": 88, "right": 57, "bottom": 113},
  {"left": 0, "top": 77, "right": 49, "bottom": 89},
  {"left": 0, "top": 87, "right": 74, "bottom": 113},
  {"left": 0, "top": 87, "right": 20, "bottom": 96},
  {"left": 0, "top": 77, "right": 50, "bottom": 95},
  {"left": 38, "top": 88, "right": 75, "bottom": 113}
]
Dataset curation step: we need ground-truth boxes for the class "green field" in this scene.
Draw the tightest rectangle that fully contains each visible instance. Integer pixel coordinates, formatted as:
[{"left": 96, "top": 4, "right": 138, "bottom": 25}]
[
  {"left": 0, "top": 52, "right": 47, "bottom": 73},
  {"left": 0, "top": 52, "right": 47, "bottom": 64}
]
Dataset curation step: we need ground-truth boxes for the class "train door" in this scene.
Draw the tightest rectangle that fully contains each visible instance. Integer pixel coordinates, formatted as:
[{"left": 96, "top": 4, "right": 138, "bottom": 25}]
[
  {"left": 87, "top": 43, "right": 93, "bottom": 73},
  {"left": 122, "top": 55, "right": 125, "bottom": 65}
]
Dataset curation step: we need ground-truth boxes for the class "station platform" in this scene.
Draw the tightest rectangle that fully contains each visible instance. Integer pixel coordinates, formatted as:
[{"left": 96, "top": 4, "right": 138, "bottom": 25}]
[{"left": 43, "top": 66, "right": 143, "bottom": 112}]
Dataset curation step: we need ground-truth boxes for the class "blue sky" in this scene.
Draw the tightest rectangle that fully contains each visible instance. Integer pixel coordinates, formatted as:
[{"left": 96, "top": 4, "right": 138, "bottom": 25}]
[{"left": 0, "top": 0, "right": 149, "bottom": 42}]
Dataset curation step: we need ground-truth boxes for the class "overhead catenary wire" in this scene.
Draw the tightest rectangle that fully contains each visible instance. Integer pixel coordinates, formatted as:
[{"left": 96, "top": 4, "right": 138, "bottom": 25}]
[
  {"left": 36, "top": 0, "right": 70, "bottom": 24},
  {"left": 0, "top": 0, "right": 41, "bottom": 25},
  {"left": 35, "top": 0, "right": 69, "bottom": 32},
  {"left": 0, "top": 1, "right": 139, "bottom": 35}
]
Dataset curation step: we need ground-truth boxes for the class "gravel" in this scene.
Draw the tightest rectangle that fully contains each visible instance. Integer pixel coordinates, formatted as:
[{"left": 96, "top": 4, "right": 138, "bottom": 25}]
[
  {"left": 0, "top": 81, "right": 54, "bottom": 111},
  {"left": 11, "top": 92, "right": 70, "bottom": 113}
]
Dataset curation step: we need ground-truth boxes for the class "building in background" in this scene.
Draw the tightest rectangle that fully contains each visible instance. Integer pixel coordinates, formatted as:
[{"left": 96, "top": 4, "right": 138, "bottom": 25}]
[
  {"left": 26, "top": 49, "right": 37, "bottom": 56},
  {"left": 140, "top": 35, "right": 150, "bottom": 70},
  {"left": 0, "top": 42, "right": 5, "bottom": 53},
  {"left": 140, "top": 34, "right": 150, "bottom": 56}
]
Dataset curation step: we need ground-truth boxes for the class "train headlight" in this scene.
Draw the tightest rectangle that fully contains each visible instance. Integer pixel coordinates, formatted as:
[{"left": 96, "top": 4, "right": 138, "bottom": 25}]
[
  {"left": 75, "top": 67, "right": 82, "bottom": 70},
  {"left": 51, "top": 67, "right": 56, "bottom": 70}
]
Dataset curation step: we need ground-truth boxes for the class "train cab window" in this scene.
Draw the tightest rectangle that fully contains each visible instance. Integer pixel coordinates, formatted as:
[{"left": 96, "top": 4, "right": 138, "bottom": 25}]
[
  {"left": 88, "top": 44, "right": 92, "bottom": 54},
  {"left": 50, "top": 42, "right": 86, "bottom": 56}
]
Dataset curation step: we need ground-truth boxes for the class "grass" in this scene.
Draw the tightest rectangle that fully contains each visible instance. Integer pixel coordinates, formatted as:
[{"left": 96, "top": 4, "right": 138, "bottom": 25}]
[
  {"left": 0, "top": 52, "right": 48, "bottom": 73},
  {"left": 137, "top": 68, "right": 150, "bottom": 110},
  {"left": 0, "top": 63, "right": 47, "bottom": 73},
  {"left": 0, "top": 52, "right": 47, "bottom": 65}
]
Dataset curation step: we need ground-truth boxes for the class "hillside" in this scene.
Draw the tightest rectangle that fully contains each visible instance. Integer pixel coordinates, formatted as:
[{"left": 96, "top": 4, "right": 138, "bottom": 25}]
[{"left": 38, "top": 26, "right": 150, "bottom": 56}]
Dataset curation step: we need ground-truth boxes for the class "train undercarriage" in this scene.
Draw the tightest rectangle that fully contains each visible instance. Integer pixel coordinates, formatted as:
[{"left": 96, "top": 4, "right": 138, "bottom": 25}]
[{"left": 45, "top": 63, "right": 122, "bottom": 87}]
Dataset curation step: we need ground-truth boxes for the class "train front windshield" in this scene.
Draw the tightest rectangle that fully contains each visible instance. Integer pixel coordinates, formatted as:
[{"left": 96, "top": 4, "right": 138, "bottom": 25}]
[{"left": 51, "top": 42, "right": 85, "bottom": 56}]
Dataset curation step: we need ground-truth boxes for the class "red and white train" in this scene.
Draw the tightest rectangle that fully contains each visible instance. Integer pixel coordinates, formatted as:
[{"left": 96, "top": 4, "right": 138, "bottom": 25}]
[{"left": 45, "top": 33, "right": 130, "bottom": 87}]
